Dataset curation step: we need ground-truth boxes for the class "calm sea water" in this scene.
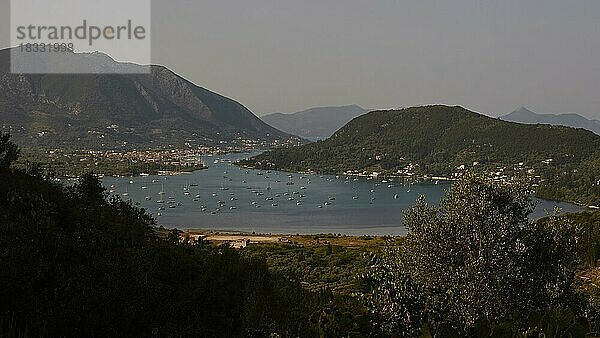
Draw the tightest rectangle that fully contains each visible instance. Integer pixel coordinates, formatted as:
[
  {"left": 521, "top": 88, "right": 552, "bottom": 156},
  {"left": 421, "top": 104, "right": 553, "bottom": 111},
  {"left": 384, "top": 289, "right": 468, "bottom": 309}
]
[{"left": 102, "top": 152, "right": 583, "bottom": 236}]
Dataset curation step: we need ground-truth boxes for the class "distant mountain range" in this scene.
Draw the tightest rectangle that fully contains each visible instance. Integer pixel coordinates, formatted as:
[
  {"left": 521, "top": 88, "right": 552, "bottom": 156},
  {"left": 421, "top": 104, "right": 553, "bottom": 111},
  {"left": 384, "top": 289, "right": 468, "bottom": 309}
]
[
  {"left": 0, "top": 48, "right": 296, "bottom": 149},
  {"left": 500, "top": 107, "right": 600, "bottom": 135},
  {"left": 261, "top": 105, "right": 367, "bottom": 139},
  {"left": 242, "top": 105, "right": 600, "bottom": 205}
]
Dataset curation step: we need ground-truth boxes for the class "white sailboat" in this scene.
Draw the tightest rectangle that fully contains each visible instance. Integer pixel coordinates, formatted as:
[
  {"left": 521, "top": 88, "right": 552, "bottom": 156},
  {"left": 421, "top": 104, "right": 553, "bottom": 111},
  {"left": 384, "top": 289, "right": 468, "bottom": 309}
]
[{"left": 157, "top": 184, "right": 165, "bottom": 204}]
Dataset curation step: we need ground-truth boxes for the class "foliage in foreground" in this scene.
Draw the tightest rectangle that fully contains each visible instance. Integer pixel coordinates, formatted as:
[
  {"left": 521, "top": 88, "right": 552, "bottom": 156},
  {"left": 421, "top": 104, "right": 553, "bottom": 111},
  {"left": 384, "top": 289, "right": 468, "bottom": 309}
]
[
  {"left": 3, "top": 131, "right": 600, "bottom": 337},
  {"left": 362, "top": 175, "right": 599, "bottom": 337},
  {"left": 0, "top": 134, "right": 325, "bottom": 337},
  {"left": 244, "top": 243, "right": 371, "bottom": 294}
]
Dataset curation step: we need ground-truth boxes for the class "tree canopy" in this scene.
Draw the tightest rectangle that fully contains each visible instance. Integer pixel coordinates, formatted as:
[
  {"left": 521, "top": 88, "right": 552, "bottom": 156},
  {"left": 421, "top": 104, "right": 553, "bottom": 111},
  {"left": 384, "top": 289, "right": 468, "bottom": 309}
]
[
  {"left": 0, "top": 132, "right": 19, "bottom": 169},
  {"left": 362, "top": 175, "right": 594, "bottom": 336}
]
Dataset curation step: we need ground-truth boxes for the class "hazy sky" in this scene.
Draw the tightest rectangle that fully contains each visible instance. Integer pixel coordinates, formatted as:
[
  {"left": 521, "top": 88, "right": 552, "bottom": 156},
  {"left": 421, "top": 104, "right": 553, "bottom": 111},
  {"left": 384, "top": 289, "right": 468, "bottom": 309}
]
[{"left": 2, "top": 0, "right": 600, "bottom": 118}]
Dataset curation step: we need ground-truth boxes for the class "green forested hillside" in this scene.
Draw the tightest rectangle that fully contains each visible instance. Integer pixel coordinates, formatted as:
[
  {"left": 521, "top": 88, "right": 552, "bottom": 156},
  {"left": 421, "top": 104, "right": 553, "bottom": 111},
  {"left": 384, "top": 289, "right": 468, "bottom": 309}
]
[{"left": 242, "top": 105, "right": 600, "bottom": 205}]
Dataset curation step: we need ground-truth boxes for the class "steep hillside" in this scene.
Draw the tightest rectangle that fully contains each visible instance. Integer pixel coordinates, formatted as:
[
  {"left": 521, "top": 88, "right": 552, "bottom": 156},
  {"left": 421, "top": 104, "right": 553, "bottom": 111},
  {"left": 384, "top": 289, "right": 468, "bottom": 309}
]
[{"left": 0, "top": 48, "right": 296, "bottom": 149}]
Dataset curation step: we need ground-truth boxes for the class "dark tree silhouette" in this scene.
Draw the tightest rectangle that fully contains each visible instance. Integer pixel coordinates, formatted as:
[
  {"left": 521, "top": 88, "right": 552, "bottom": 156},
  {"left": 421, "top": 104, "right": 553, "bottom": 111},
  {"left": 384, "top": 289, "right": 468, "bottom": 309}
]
[{"left": 0, "top": 132, "right": 19, "bottom": 169}]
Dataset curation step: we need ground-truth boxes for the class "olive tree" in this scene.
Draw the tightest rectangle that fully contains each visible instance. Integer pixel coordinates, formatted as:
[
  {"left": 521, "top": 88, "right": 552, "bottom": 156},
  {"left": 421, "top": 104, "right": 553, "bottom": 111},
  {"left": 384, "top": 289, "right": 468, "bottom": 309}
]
[{"left": 363, "top": 174, "right": 581, "bottom": 335}]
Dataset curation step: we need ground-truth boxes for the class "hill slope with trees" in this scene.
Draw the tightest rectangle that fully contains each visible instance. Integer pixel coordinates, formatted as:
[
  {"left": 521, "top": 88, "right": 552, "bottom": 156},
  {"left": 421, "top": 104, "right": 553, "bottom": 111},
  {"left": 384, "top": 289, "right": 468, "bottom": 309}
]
[{"left": 242, "top": 105, "right": 600, "bottom": 205}]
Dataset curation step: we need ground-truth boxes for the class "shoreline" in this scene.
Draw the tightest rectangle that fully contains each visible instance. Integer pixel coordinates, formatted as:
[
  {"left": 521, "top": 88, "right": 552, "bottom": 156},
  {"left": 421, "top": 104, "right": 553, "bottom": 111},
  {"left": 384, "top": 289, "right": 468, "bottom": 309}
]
[
  {"left": 161, "top": 228, "right": 391, "bottom": 248},
  {"left": 236, "top": 163, "right": 600, "bottom": 210}
]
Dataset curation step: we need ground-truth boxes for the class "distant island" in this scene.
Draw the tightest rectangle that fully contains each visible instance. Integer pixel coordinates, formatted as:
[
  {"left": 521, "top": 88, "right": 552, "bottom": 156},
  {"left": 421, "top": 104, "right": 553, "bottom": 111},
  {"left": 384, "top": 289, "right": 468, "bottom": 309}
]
[
  {"left": 501, "top": 107, "right": 600, "bottom": 136},
  {"left": 241, "top": 105, "right": 600, "bottom": 206},
  {"left": 261, "top": 104, "right": 367, "bottom": 139}
]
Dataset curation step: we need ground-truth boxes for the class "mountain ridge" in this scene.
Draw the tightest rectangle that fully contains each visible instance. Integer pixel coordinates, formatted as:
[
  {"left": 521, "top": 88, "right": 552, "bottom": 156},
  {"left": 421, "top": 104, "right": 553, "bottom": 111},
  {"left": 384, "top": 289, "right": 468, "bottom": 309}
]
[
  {"left": 261, "top": 104, "right": 367, "bottom": 139},
  {"left": 0, "top": 48, "right": 297, "bottom": 149},
  {"left": 500, "top": 107, "right": 600, "bottom": 135}
]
